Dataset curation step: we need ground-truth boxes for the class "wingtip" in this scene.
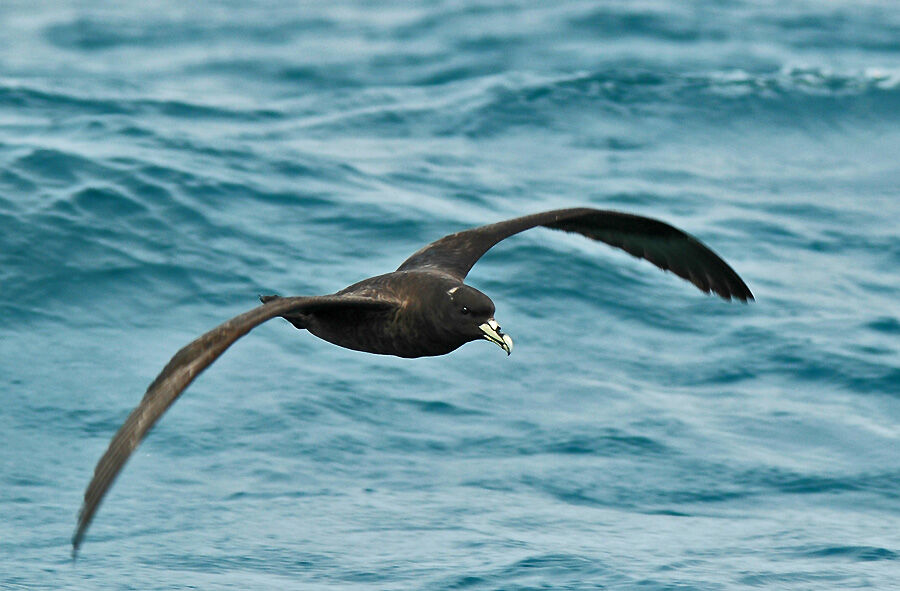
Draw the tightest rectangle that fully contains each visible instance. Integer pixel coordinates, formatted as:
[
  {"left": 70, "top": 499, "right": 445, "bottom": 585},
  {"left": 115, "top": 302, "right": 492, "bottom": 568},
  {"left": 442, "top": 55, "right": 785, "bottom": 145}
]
[
  {"left": 729, "top": 290, "right": 754, "bottom": 304},
  {"left": 71, "top": 505, "right": 85, "bottom": 559},
  {"left": 711, "top": 283, "right": 754, "bottom": 303},
  {"left": 71, "top": 531, "right": 83, "bottom": 561}
]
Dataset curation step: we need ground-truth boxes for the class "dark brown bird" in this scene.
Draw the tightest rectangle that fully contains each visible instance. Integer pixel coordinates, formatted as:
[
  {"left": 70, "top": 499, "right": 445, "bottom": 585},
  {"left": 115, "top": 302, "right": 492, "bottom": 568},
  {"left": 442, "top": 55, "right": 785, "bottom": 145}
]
[{"left": 73, "top": 207, "right": 753, "bottom": 555}]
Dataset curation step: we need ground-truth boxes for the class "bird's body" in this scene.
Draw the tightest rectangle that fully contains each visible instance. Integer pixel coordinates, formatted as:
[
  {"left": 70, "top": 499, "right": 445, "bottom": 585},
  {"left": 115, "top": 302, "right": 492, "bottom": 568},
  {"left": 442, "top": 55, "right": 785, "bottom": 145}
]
[
  {"left": 73, "top": 207, "right": 753, "bottom": 555},
  {"left": 278, "top": 270, "right": 480, "bottom": 358}
]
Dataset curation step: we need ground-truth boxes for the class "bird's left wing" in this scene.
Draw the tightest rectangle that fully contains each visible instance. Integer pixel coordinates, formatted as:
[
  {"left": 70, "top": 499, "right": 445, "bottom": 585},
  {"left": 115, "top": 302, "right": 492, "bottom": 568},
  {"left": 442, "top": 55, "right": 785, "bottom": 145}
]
[
  {"left": 73, "top": 295, "right": 397, "bottom": 556},
  {"left": 396, "top": 208, "right": 753, "bottom": 301}
]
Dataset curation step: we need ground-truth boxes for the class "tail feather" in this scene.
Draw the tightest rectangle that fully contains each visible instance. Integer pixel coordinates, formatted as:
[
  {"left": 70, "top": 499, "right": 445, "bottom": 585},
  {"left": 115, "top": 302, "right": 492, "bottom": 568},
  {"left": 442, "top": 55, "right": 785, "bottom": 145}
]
[{"left": 259, "top": 294, "right": 307, "bottom": 329}]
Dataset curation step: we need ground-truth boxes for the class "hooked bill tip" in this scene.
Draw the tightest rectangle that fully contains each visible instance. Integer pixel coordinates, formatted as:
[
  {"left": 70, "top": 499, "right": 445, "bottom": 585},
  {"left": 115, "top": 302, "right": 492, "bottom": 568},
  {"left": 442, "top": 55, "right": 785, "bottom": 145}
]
[{"left": 502, "top": 333, "right": 513, "bottom": 355}]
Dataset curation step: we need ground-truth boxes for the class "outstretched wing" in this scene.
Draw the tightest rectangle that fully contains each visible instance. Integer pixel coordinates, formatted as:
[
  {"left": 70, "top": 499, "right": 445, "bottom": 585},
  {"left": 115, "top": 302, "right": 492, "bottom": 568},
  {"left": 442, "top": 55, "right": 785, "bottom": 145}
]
[
  {"left": 73, "top": 295, "right": 397, "bottom": 556},
  {"left": 397, "top": 208, "right": 753, "bottom": 301}
]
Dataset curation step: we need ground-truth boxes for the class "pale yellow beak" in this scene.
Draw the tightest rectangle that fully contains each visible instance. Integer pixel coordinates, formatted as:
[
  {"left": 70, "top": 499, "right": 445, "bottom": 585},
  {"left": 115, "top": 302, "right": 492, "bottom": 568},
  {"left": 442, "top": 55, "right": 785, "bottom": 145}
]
[{"left": 479, "top": 318, "right": 513, "bottom": 355}]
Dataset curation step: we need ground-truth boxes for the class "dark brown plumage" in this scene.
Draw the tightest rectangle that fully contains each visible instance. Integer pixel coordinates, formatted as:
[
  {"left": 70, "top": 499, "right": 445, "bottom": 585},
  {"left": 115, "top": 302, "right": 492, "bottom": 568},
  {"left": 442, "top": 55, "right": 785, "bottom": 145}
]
[{"left": 73, "top": 207, "right": 752, "bottom": 555}]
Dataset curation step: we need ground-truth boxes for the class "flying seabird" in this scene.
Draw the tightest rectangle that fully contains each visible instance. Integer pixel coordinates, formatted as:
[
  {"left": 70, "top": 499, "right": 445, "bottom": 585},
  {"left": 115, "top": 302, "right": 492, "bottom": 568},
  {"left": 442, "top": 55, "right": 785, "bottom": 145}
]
[{"left": 73, "top": 207, "right": 753, "bottom": 555}]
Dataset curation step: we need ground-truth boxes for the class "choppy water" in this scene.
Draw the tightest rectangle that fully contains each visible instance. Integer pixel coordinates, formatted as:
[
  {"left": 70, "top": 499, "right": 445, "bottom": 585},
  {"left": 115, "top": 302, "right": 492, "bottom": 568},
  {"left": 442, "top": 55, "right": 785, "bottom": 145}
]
[{"left": 2, "top": 1, "right": 899, "bottom": 589}]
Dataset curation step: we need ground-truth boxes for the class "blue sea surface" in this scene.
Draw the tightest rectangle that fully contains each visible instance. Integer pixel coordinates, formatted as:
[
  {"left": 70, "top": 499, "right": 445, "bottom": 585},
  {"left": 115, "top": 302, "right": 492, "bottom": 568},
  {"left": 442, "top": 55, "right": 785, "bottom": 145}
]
[{"left": 2, "top": 1, "right": 899, "bottom": 589}]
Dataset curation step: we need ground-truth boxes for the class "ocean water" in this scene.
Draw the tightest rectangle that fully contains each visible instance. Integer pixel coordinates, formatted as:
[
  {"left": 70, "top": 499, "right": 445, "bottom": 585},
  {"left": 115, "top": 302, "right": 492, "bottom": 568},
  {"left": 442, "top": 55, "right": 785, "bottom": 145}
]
[{"left": 1, "top": 1, "right": 899, "bottom": 589}]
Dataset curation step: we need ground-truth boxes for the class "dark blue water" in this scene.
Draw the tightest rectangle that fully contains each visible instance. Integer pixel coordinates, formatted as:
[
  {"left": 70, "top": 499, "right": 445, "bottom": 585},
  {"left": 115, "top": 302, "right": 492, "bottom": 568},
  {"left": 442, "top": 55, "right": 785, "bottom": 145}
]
[{"left": 2, "top": 2, "right": 899, "bottom": 589}]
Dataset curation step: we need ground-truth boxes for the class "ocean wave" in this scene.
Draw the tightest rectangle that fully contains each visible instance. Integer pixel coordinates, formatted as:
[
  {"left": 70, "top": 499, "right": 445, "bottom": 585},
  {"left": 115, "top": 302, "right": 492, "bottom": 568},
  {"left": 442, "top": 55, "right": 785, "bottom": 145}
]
[
  {"left": 286, "top": 66, "right": 900, "bottom": 139},
  {"left": 795, "top": 545, "right": 899, "bottom": 562},
  {"left": 44, "top": 14, "right": 337, "bottom": 51},
  {"left": 0, "top": 82, "right": 282, "bottom": 121}
]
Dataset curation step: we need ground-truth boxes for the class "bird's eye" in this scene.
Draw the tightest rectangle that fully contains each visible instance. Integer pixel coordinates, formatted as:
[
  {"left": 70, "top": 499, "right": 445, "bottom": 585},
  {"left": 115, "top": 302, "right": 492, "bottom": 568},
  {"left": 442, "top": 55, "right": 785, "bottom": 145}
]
[{"left": 461, "top": 307, "right": 469, "bottom": 315}]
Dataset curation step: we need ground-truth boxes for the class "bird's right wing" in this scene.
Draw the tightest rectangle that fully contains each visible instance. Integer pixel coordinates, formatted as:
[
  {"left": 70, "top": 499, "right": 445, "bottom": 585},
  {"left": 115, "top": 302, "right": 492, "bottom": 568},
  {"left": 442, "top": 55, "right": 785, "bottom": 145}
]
[{"left": 73, "top": 295, "right": 397, "bottom": 556}]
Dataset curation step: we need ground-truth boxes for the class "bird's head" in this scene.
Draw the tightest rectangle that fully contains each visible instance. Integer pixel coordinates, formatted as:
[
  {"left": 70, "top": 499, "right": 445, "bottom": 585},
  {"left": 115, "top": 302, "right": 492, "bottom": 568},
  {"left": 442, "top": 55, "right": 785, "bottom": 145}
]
[{"left": 444, "top": 285, "right": 513, "bottom": 355}]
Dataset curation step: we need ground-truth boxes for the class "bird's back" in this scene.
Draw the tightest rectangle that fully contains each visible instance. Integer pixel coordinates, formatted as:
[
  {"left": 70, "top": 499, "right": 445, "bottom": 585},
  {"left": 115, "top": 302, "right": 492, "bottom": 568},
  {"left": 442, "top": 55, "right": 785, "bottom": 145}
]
[{"left": 308, "top": 271, "right": 464, "bottom": 357}]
